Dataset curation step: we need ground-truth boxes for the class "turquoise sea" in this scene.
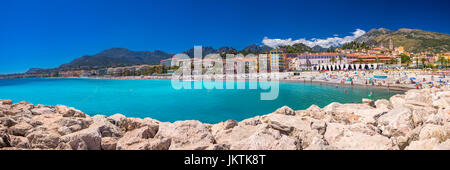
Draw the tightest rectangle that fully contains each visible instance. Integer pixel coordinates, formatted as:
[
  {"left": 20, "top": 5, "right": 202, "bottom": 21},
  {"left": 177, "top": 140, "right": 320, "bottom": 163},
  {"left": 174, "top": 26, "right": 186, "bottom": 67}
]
[{"left": 0, "top": 78, "right": 400, "bottom": 123}]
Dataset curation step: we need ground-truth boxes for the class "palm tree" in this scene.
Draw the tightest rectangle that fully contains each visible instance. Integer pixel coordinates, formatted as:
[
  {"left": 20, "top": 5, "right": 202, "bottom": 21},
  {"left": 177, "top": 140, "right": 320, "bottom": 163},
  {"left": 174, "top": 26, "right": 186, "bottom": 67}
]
[
  {"left": 438, "top": 57, "right": 447, "bottom": 68},
  {"left": 421, "top": 58, "right": 427, "bottom": 68},
  {"left": 330, "top": 56, "right": 336, "bottom": 64},
  {"left": 415, "top": 57, "right": 419, "bottom": 69},
  {"left": 390, "top": 57, "right": 399, "bottom": 64},
  {"left": 338, "top": 56, "right": 343, "bottom": 64},
  {"left": 375, "top": 57, "right": 380, "bottom": 63}
]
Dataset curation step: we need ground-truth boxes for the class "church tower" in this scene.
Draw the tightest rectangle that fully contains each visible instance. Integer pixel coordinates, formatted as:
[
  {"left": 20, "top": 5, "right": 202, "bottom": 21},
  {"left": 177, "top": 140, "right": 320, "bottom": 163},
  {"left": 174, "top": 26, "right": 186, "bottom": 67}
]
[{"left": 389, "top": 37, "right": 393, "bottom": 50}]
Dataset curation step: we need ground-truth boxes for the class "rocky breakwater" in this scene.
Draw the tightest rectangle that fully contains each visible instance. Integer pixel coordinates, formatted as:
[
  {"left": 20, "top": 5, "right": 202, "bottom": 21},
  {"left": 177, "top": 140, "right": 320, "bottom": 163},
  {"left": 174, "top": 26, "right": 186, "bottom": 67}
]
[{"left": 1, "top": 87, "right": 449, "bottom": 150}]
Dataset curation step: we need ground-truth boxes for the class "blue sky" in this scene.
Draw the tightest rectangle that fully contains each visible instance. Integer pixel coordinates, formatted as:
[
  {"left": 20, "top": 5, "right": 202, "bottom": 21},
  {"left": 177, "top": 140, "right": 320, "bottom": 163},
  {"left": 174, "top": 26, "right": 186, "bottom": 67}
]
[{"left": 1, "top": 0, "right": 450, "bottom": 74}]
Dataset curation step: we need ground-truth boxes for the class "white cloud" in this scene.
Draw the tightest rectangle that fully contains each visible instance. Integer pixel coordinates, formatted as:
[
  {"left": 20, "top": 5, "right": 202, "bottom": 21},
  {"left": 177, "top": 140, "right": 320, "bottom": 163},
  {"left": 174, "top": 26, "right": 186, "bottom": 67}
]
[{"left": 262, "top": 29, "right": 366, "bottom": 48}]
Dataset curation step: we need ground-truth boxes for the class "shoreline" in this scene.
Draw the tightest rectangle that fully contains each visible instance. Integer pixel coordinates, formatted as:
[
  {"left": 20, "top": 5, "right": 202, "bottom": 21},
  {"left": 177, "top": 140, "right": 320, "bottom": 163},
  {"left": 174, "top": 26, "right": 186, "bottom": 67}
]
[
  {"left": 1, "top": 86, "right": 449, "bottom": 150},
  {"left": 33, "top": 75, "right": 413, "bottom": 92}
]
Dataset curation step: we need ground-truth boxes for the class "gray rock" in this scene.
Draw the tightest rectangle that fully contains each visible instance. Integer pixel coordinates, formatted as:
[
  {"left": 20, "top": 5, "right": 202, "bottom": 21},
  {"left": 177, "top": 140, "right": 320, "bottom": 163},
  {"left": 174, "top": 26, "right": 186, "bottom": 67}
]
[
  {"left": 8, "top": 122, "right": 33, "bottom": 136},
  {"left": 60, "top": 128, "right": 102, "bottom": 150}
]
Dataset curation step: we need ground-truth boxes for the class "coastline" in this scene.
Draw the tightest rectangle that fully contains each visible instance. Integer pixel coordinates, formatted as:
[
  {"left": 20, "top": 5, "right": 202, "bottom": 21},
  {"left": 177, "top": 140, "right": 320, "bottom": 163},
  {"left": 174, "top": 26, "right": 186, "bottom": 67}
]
[
  {"left": 1, "top": 86, "right": 449, "bottom": 150},
  {"left": 42, "top": 75, "right": 413, "bottom": 92}
]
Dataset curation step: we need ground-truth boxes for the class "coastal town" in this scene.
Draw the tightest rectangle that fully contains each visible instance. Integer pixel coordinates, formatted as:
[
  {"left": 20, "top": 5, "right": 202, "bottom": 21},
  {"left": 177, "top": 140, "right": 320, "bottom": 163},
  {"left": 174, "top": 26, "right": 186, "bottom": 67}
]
[{"left": 4, "top": 38, "right": 448, "bottom": 91}]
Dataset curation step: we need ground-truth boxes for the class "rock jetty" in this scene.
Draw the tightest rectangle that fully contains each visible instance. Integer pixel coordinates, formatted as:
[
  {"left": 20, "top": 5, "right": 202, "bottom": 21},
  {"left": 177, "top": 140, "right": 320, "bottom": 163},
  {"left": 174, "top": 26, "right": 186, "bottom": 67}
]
[{"left": 1, "top": 87, "right": 449, "bottom": 150}]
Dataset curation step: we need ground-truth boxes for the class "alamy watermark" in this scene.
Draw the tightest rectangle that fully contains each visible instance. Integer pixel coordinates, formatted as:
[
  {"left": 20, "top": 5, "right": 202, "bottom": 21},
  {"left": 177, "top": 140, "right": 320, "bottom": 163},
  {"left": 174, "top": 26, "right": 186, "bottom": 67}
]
[{"left": 170, "top": 46, "right": 279, "bottom": 100}]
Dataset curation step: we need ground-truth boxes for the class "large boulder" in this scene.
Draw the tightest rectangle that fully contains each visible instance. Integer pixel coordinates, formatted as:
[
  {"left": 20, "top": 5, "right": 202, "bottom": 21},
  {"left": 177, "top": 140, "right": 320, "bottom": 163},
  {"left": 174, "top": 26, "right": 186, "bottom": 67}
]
[
  {"left": 155, "top": 120, "right": 215, "bottom": 150},
  {"left": 260, "top": 113, "right": 316, "bottom": 148},
  {"left": 1, "top": 101, "right": 33, "bottom": 116},
  {"left": 432, "top": 139, "right": 450, "bottom": 150},
  {"left": 26, "top": 130, "right": 61, "bottom": 149},
  {"left": 273, "top": 106, "right": 295, "bottom": 116},
  {"left": 405, "top": 138, "right": 440, "bottom": 150},
  {"left": 101, "top": 137, "right": 119, "bottom": 150},
  {"left": 107, "top": 113, "right": 127, "bottom": 127},
  {"left": 49, "top": 117, "right": 92, "bottom": 135},
  {"left": 405, "top": 89, "right": 432, "bottom": 104},
  {"left": 0, "top": 133, "right": 11, "bottom": 148},
  {"left": 0, "top": 100, "right": 12, "bottom": 105},
  {"left": 377, "top": 107, "right": 414, "bottom": 137},
  {"left": 116, "top": 126, "right": 169, "bottom": 150},
  {"left": 390, "top": 94, "right": 406, "bottom": 108},
  {"left": 90, "top": 115, "right": 124, "bottom": 137},
  {"left": 418, "top": 124, "right": 448, "bottom": 142},
  {"left": 8, "top": 122, "right": 33, "bottom": 136},
  {"left": 55, "top": 105, "right": 86, "bottom": 118},
  {"left": 118, "top": 117, "right": 159, "bottom": 132},
  {"left": 60, "top": 128, "right": 102, "bottom": 150},
  {"left": 362, "top": 98, "right": 375, "bottom": 107},
  {"left": 303, "top": 135, "right": 335, "bottom": 150},
  {"left": 296, "top": 105, "right": 327, "bottom": 120},
  {"left": 227, "top": 125, "right": 299, "bottom": 150},
  {"left": 30, "top": 107, "right": 54, "bottom": 115},
  {"left": 0, "top": 117, "right": 17, "bottom": 127},
  {"left": 211, "top": 120, "right": 238, "bottom": 136},
  {"left": 324, "top": 123, "right": 397, "bottom": 150},
  {"left": 9, "top": 136, "right": 30, "bottom": 149},
  {"left": 327, "top": 104, "right": 377, "bottom": 124},
  {"left": 375, "top": 99, "right": 392, "bottom": 110}
]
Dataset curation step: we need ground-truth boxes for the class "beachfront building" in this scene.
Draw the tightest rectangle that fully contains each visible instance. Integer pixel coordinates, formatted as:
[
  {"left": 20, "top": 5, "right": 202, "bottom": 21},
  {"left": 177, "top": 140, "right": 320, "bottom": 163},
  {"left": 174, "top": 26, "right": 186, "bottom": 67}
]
[
  {"left": 258, "top": 54, "right": 270, "bottom": 72},
  {"left": 290, "top": 53, "right": 348, "bottom": 71},
  {"left": 160, "top": 58, "right": 172, "bottom": 67},
  {"left": 350, "top": 55, "right": 392, "bottom": 64},
  {"left": 269, "top": 48, "right": 287, "bottom": 72},
  {"left": 160, "top": 58, "right": 192, "bottom": 68}
]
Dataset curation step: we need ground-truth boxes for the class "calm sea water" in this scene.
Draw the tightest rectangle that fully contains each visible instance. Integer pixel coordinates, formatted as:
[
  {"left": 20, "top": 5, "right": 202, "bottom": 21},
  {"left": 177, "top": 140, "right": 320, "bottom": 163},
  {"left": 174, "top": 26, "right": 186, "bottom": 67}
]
[{"left": 0, "top": 78, "right": 400, "bottom": 123}]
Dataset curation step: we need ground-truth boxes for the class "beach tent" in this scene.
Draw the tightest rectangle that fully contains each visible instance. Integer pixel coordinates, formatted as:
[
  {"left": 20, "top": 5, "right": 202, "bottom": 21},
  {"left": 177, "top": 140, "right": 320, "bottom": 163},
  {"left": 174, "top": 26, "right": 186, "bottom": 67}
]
[
  {"left": 373, "top": 64, "right": 378, "bottom": 70},
  {"left": 340, "top": 64, "right": 344, "bottom": 70},
  {"left": 345, "top": 64, "right": 349, "bottom": 70},
  {"left": 356, "top": 64, "right": 360, "bottom": 70},
  {"left": 332, "top": 65, "right": 336, "bottom": 71},
  {"left": 361, "top": 64, "right": 366, "bottom": 70}
]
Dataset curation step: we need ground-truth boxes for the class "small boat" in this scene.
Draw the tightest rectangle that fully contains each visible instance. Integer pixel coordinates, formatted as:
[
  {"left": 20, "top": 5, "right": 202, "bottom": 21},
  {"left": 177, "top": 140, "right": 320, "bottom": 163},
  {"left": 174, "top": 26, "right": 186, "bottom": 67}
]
[{"left": 374, "top": 75, "right": 388, "bottom": 79}]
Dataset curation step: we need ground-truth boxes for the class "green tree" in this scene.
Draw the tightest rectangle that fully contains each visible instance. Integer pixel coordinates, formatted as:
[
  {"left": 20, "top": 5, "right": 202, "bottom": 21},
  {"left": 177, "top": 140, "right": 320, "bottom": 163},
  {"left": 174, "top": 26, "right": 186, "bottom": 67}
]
[
  {"left": 438, "top": 57, "right": 447, "bottom": 68},
  {"left": 421, "top": 58, "right": 427, "bottom": 68},
  {"left": 330, "top": 56, "right": 336, "bottom": 64},
  {"left": 415, "top": 57, "right": 419, "bottom": 68},
  {"left": 390, "top": 57, "right": 399, "bottom": 64},
  {"left": 398, "top": 54, "right": 411, "bottom": 66}
]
